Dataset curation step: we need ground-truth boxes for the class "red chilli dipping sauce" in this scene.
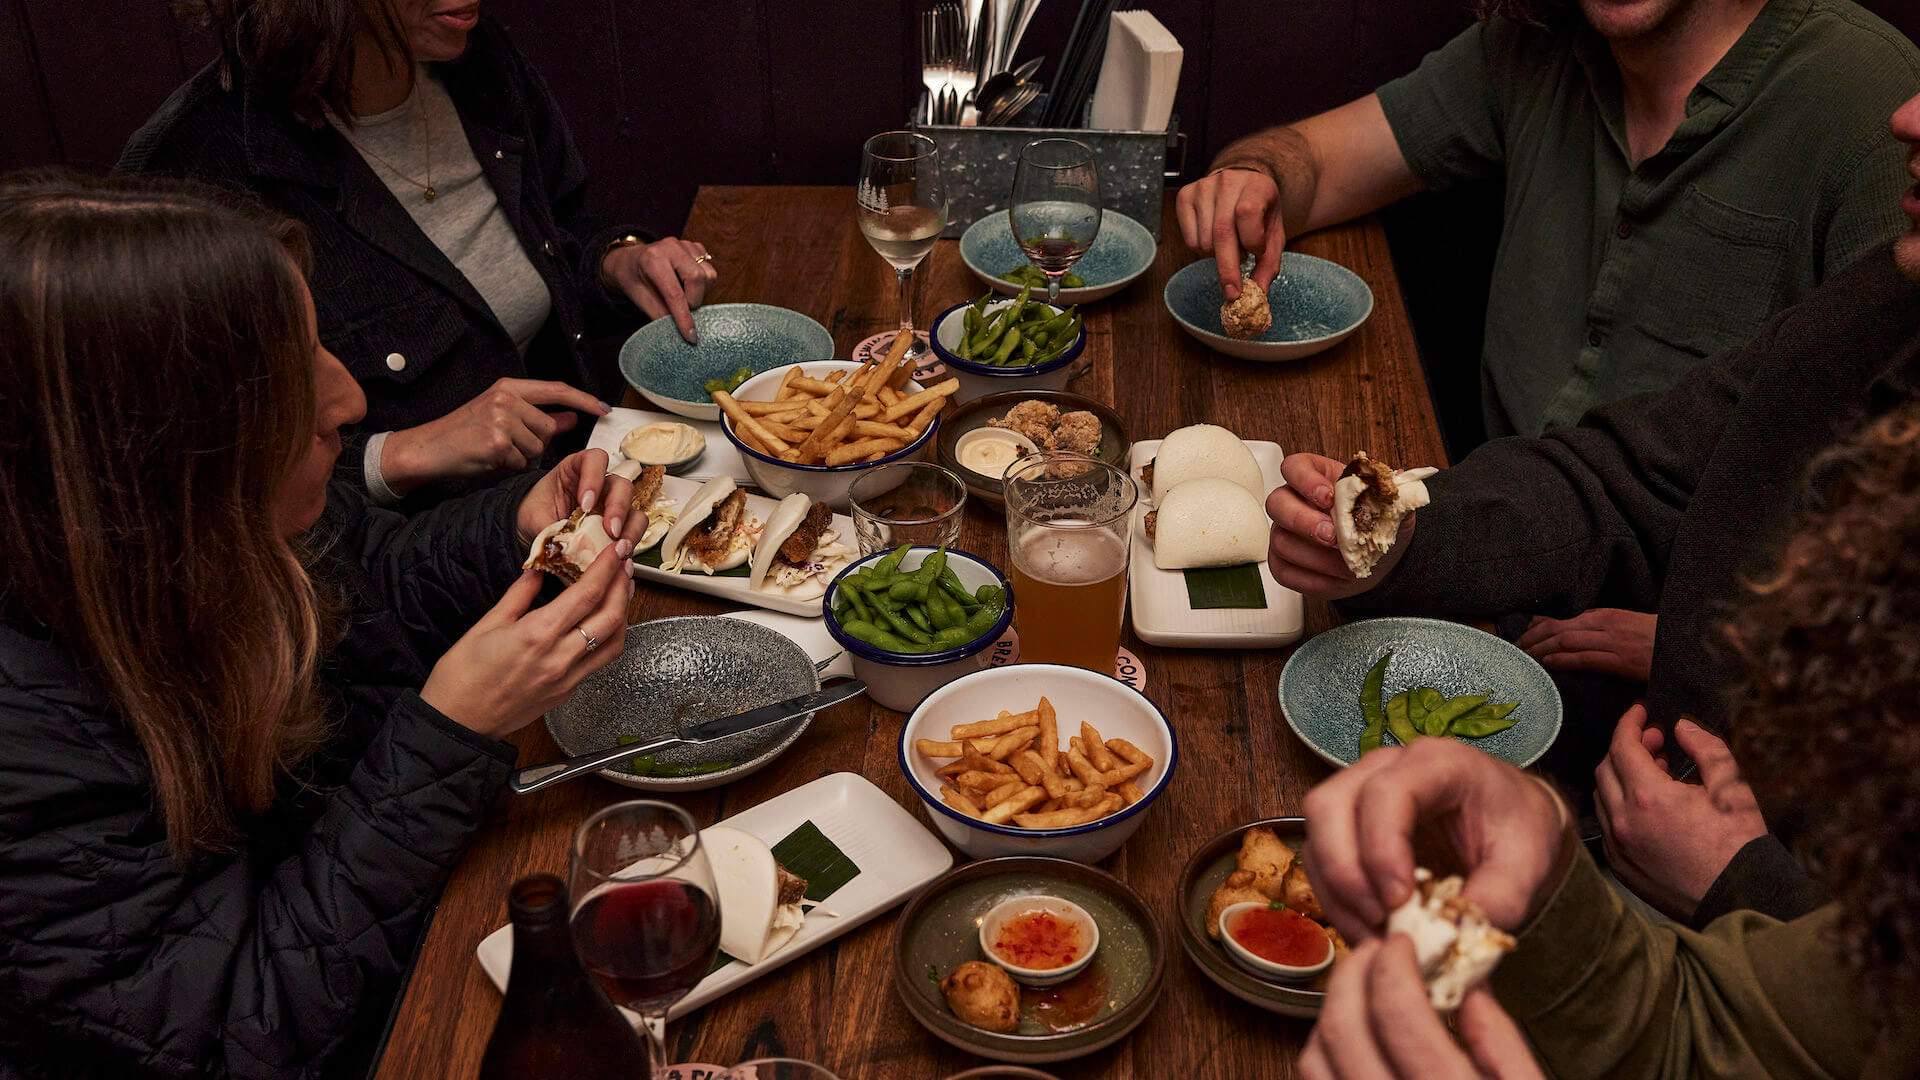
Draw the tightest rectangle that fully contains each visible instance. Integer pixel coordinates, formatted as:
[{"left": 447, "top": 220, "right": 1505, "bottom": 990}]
[
  {"left": 1228, "top": 906, "right": 1327, "bottom": 967},
  {"left": 991, "top": 909, "right": 1084, "bottom": 970}
]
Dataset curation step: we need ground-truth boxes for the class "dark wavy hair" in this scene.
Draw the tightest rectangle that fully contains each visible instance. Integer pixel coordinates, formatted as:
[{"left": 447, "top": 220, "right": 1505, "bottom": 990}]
[
  {"left": 177, "top": 0, "right": 412, "bottom": 123},
  {"left": 1725, "top": 399, "right": 1920, "bottom": 1019}
]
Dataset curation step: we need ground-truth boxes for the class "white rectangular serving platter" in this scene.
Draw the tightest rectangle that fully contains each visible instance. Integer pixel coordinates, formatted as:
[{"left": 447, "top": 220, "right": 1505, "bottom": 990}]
[
  {"left": 628, "top": 471, "right": 852, "bottom": 618},
  {"left": 475, "top": 771, "right": 952, "bottom": 1021},
  {"left": 1126, "top": 439, "right": 1305, "bottom": 648},
  {"left": 589, "top": 407, "right": 752, "bottom": 483}
]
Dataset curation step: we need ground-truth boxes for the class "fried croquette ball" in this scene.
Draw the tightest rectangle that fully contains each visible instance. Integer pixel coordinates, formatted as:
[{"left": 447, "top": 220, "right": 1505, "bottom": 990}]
[{"left": 941, "top": 960, "right": 1020, "bottom": 1033}]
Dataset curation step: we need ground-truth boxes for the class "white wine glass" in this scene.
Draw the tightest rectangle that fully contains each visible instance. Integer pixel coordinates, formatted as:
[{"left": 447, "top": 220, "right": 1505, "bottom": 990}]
[
  {"left": 1008, "top": 138, "right": 1101, "bottom": 306},
  {"left": 857, "top": 131, "right": 948, "bottom": 360}
]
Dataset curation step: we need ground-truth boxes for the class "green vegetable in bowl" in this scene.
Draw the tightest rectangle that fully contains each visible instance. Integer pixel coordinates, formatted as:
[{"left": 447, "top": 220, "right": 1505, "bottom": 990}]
[
  {"left": 1354, "top": 651, "right": 1520, "bottom": 754},
  {"left": 703, "top": 366, "right": 755, "bottom": 399},
  {"left": 831, "top": 545, "right": 1007, "bottom": 656},
  {"left": 953, "top": 289, "right": 1080, "bottom": 368},
  {"left": 1000, "top": 264, "right": 1084, "bottom": 289}
]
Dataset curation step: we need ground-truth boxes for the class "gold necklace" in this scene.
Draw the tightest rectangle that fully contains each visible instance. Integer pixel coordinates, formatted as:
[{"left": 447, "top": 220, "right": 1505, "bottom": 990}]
[{"left": 339, "top": 92, "right": 436, "bottom": 201}]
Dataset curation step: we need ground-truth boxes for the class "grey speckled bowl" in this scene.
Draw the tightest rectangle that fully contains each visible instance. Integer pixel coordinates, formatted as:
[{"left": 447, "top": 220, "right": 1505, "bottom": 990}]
[
  {"left": 543, "top": 616, "right": 820, "bottom": 791},
  {"left": 619, "top": 303, "right": 835, "bottom": 421},
  {"left": 1278, "top": 617, "right": 1561, "bottom": 769},
  {"left": 959, "top": 210, "right": 1157, "bottom": 304},
  {"left": 1163, "top": 254, "right": 1373, "bottom": 362}
]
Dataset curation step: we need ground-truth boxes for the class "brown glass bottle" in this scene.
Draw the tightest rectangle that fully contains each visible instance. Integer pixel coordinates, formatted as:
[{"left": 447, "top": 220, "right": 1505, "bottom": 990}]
[{"left": 477, "top": 874, "right": 647, "bottom": 1079}]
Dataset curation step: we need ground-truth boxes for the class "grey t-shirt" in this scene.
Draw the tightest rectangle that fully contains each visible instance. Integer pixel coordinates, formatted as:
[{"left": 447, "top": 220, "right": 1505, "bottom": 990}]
[{"left": 330, "top": 69, "right": 552, "bottom": 353}]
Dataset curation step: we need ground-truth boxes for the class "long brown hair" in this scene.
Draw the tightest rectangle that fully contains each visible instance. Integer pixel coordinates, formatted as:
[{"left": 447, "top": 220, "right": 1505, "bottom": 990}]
[
  {"left": 1725, "top": 399, "right": 1920, "bottom": 1019},
  {"left": 179, "top": 0, "right": 414, "bottom": 123},
  {"left": 0, "top": 170, "right": 331, "bottom": 858}
]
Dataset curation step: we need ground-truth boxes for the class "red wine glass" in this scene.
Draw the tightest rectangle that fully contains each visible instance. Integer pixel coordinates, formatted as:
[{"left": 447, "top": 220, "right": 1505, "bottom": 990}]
[{"left": 570, "top": 800, "right": 719, "bottom": 1079}]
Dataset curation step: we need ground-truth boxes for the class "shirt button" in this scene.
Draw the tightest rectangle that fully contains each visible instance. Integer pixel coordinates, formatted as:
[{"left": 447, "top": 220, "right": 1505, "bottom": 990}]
[
  {"left": 543, "top": 240, "right": 555, "bottom": 255},
  {"left": 1615, "top": 220, "right": 1632, "bottom": 239},
  {"left": 385, "top": 352, "right": 406, "bottom": 372},
  {"left": 573, "top": 332, "right": 584, "bottom": 344},
  {"left": 1586, "top": 329, "right": 1602, "bottom": 348},
  {"left": 493, "top": 149, "right": 504, "bottom": 160}
]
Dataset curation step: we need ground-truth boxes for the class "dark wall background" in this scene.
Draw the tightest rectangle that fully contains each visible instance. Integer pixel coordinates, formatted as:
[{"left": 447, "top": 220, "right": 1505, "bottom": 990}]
[{"left": 4, "top": 1, "right": 1917, "bottom": 453}]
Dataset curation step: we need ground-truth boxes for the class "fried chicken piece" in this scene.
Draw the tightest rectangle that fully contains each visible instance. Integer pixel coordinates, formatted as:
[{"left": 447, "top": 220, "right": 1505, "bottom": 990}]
[
  {"left": 1206, "top": 869, "right": 1272, "bottom": 940},
  {"left": 1220, "top": 275, "right": 1272, "bottom": 339},
  {"left": 1048, "top": 410, "right": 1102, "bottom": 455},
  {"left": 1282, "top": 861, "right": 1324, "bottom": 921},
  {"left": 1140, "top": 459, "right": 1155, "bottom": 493},
  {"left": 776, "top": 864, "right": 809, "bottom": 908},
  {"left": 776, "top": 500, "right": 834, "bottom": 565},
  {"left": 942, "top": 961, "right": 1020, "bottom": 1033},
  {"left": 1236, "top": 826, "right": 1295, "bottom": 901},
  {"left": 629, "top": 464, "right": 666, "bottom": 514},
  {"left": 681, "top": 489, "right": 746, "bottom": 564},
  {"left": 1143, "top": 509, "right": 1157, "bottom": 540},
  {"left": 990, "top": 399, "right": 1060, "bottom": 446},
  {"left": 1340, "top": 452, "right": 1399, "bottom": 537}
]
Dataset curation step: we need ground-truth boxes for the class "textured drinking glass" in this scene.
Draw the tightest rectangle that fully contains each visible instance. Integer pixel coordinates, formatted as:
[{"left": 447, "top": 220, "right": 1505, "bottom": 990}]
[
  {"left": 1001, "top": 452, "right": 1137, "bottom": 673},
  {"left": 1009, "top": 138, "right": 1101, "bottom": 306},
  {"left": 848, "top": 461, "right": 967, "bottom": 555},
  {"left": 857, "top": 131, "right": 948, "bottom": 360},
  {"left": 570, "top": 801, "right": 719, "bottom": 1080}
]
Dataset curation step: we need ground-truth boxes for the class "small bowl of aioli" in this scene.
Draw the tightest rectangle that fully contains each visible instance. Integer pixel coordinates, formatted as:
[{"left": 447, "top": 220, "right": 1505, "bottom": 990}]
[
  {"left": 617, "top": 420, "right": 706, "bottom": 472},
  {"left": 952, "top": 427, "right": 1039, "bottom": 484},
  {"left": 978, "top": 894, "right": 1100, "bottom": 988},
  {"left": 1218, "top": 901, "right": 1334, "bottom": 982}
]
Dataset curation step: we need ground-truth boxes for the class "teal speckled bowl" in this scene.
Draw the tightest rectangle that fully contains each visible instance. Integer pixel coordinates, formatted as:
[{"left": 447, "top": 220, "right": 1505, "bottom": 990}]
[
  {"left": 959, "top": 210, "right": 1157, "bottom": 304},
  {"left": 1278, "top": 617, "right": 1561, "bottom": 769},
  {"left": 1164, "top": 254, "right": 1373, "bottom": 362},
  {"left": 619, "top": 303, "right": 835, "bottom": 421}
]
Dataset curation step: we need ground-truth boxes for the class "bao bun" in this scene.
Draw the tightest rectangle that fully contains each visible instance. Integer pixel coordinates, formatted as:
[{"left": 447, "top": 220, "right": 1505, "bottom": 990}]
[
  {"left": 1151, "top": 424, "right": 1266, "bottom": 503},
  {"left": 1331, "top": 453, "right": 1437, "bottom": 579},
  {"left": 1152, "top": 477, "right": 1269, "bottom": 570},
  {"left": 1384, "top": 869, "right": 1514, "bottom": 1011},
  {"left": 660, "top": 477, "right": 754, "bottom": 574}
]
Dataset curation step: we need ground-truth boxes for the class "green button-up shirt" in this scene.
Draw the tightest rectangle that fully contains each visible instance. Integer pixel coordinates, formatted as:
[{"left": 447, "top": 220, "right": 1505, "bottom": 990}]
[{"left": 1377, "top": 0, "right": 1919, "bottom": 437}]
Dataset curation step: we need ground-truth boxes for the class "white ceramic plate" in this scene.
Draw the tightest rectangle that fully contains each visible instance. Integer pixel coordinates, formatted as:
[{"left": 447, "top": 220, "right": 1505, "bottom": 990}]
[
  {"left": 587, "top": 407, "right": 752, "bottom": 483},
  {"left": 628, "top": 472, "right": 853, "bottom": 618},
  {"left": 1126, "top": 439, "right": 1304, "bottom": 648},
  {"left": 475, "top": 771, "right": 953, "bottom": 1021}
]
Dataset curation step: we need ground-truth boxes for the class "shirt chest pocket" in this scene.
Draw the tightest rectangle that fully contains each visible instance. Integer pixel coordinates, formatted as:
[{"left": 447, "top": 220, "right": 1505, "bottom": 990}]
[
  {"left": 1635, "top": 186, "right": 1794, "bottom": 360},
  {"left": 324, "top": 292, "right": 475, "bottom": 389}
]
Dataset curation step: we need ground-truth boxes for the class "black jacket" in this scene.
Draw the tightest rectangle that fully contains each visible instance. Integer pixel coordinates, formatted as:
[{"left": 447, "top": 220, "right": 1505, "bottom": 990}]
[
  {"left": 1346, "top": 243, "right": 1920, "bottom": 926},
  {"left": 118, "top": 18, "right": 643, "bottom": 496},
  {"left": 0, "top": 478, "right": 534, "bottom": 1078}
]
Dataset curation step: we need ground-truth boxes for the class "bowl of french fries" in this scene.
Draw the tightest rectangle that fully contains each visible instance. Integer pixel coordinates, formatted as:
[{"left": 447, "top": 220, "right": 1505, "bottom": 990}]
[
  {"left": 900, "top": 664, "right": 1176, "bottom": 863},
  {"left": 712, "top": 336, "right": 961, "bottom": 511}
]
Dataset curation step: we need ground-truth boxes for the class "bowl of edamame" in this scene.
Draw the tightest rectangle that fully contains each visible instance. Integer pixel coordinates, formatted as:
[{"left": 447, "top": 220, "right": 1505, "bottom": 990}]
[
  {"left": 823, "top": 545, "right": 1014, "bottom": 713},
  {"left": 930, "top": 294, "right": 1086, "bottom": 404}
]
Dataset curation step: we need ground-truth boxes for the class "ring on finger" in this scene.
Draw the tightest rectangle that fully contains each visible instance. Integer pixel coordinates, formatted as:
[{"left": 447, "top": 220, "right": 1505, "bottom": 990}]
[
  {"left": 693, "top": 253, "right": 715, "bottom": 266},
  {"left": 575, "top": 626, "right": 600, "bottom": 652}
]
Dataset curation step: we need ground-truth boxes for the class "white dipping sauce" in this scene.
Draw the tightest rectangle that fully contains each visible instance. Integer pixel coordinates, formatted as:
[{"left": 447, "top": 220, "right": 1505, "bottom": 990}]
[
  {"left": 957, "top": 431, "right": 1029, "bottom": 480},
  {"left": 620, "top": 421, "right": 704, "bottom": 465}
]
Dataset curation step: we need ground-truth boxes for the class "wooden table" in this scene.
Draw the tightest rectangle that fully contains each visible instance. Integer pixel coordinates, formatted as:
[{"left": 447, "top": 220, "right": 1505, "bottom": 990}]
[{"left": 375, "top": 186, "right": 1446, "bottom": 1079}]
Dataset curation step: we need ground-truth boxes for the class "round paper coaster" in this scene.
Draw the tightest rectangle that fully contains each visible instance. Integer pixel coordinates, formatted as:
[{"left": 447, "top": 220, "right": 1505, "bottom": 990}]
[
  {"left": 986, "top": 630, "right": 1148, "bottom": 693},
  {"left": 849, "top": 329, "right": 940, "bottom": 381}
]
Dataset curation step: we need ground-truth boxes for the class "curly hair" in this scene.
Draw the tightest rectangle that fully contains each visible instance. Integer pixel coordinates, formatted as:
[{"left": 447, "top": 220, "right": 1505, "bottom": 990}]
[{"left": 1724, "top": 399, "right": 1920, "bottom": 1019}]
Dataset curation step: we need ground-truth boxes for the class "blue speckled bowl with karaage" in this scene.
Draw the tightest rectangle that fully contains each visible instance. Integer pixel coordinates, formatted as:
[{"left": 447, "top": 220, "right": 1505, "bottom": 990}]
[
  {"left": 959, "top": 210, "right": 1157, "bottom": 303},
  {"left": 619, "top": 303, "right": 835, "bottom": 421},
  {"left": 1278, "top": 616, "right": 1562, "bottom": 769},
  {"left": 1164, "top": 254, "right": 1373, "bottom": 362}
]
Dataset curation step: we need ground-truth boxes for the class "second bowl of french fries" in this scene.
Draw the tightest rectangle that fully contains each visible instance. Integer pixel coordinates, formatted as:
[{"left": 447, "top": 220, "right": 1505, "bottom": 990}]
[
  {"left": 899, "top": 663, "right": 1177, "bottom": 863},
  {"left": 713, "top": 333, "right": 961, "bottom": 511}
]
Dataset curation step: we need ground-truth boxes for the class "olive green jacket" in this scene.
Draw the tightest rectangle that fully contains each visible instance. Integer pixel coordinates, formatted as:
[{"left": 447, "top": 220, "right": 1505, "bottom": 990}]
[{"left": 1494, "top": 847, "right": 1916, "bottom": 1077}]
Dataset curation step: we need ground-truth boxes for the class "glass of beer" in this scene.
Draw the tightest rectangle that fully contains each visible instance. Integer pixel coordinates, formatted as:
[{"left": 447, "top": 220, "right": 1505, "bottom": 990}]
[{"left": 1001, "top": 452, "right": 1138, "bottom": 673}]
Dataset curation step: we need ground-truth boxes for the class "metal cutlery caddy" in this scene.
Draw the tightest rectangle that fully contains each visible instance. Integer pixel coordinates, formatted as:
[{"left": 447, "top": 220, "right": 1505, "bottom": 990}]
[{"left": 913, "top": 118, "right": 1188, "bottom": 240}]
